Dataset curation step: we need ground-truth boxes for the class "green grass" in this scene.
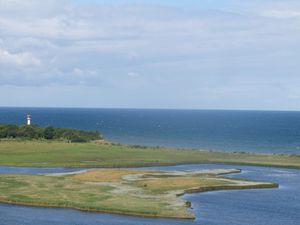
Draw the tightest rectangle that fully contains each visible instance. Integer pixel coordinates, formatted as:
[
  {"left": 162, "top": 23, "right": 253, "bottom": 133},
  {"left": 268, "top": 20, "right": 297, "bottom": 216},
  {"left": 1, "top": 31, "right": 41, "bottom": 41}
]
[
  {"left": 0, "top": 140, "right": 299, "bottom": 168},
  {"left": 0, "top": 169, "right": 278, "bottom": 219}
]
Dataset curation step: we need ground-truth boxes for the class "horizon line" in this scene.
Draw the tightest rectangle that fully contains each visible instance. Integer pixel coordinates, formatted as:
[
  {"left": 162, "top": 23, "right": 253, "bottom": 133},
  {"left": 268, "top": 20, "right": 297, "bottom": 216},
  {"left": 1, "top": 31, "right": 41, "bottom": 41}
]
[{"left": 0, "top": 106, "right": 300, "bottom": 113}]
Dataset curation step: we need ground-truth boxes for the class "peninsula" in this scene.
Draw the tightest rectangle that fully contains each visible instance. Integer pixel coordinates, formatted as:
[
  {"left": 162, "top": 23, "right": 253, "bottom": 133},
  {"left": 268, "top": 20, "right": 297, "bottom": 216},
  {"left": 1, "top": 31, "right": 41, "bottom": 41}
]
[{"left": 0, "top": 168, "right": 278, "bottom": 219}]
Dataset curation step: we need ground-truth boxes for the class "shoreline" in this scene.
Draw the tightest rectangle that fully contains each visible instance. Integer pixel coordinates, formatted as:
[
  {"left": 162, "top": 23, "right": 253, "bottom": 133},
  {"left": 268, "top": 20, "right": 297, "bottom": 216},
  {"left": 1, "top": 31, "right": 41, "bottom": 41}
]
[
  {"left": 0, "top": 183, "right": 278, "bottom": 220},
  {"left": 0, "top": 199, "right": 195, "bottom": 220},
  {"left": 1, "top": 161, "right": 300, "bottom": 170}
]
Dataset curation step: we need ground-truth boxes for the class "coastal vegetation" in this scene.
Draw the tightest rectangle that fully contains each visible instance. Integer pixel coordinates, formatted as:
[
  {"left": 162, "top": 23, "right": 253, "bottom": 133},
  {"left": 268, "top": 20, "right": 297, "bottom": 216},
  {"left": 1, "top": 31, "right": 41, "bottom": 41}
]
[
  {"left": 0, "top": 141, "right": 299, "bottom": 169},
  {"left": 0, "top": 125, "right": 293, "bottom": 219},
  {"left": 0, "top": 168, "right": 278, "bottom": 219},
  {"left": 0, "top": 124, "right": 102, "bottom": 142}
]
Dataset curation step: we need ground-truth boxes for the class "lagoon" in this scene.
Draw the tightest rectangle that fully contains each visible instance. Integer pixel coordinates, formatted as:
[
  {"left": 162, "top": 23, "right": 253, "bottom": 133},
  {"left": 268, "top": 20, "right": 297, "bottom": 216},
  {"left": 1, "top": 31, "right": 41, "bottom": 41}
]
[{"left": 0, "top": 164, "right": 299, "bottom": 225}]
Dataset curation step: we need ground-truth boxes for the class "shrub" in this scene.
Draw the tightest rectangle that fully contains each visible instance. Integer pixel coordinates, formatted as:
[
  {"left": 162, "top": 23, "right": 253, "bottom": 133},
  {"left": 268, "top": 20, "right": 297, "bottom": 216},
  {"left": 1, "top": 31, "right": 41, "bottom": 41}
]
[
  {"left": 44, "top": 126, "right": 56, "bottom": 140},
  {"left": 0, "top": 124, "right": 102, "bottom": 142},
  {"left": 69, "top": 135, "right": 88, "bottom": 143}
]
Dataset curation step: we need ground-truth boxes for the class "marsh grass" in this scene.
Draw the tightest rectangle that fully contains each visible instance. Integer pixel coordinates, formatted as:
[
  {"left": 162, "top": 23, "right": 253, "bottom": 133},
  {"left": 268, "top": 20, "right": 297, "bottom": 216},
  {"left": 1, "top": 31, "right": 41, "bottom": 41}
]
[
  {"left": 0, "top": 140, "right": 299, "bottom": 169},
  {"left": 0, "top": 169, "right": 278, "bottom": 219}
]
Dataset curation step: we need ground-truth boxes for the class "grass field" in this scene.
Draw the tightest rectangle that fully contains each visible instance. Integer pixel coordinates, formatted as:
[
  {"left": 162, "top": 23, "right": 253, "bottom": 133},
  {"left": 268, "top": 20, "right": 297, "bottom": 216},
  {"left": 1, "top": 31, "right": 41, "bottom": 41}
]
[
  {"left": 0, "top": 140, "right": 299, "bottom": 169},
  {"left": 0, "top": 168, "right": 278, "bottom": 219}
]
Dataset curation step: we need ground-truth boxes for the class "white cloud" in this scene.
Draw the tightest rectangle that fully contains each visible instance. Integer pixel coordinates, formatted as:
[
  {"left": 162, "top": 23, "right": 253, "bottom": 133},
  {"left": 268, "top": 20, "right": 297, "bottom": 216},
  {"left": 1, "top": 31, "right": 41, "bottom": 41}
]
[
  {"left": 0, "top": 0, "right": 300, "bottom": 109},
  {"left": 0, "top": 48, "right": 40, "bottom": 66}
]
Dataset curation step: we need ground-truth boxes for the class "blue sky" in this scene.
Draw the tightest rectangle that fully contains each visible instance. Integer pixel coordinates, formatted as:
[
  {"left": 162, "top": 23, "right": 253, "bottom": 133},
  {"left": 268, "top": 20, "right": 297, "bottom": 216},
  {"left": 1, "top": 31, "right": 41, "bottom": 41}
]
[{"left": 0, "top": 0, "right": 300, "bottom": 110}]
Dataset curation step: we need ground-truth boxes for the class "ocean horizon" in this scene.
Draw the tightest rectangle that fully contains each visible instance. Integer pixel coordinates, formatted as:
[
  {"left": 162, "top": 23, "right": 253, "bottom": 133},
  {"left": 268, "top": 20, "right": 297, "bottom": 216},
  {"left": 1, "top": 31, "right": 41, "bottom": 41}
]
[{"left": 1, "top": 107, "right": 300, "bottom": 154}]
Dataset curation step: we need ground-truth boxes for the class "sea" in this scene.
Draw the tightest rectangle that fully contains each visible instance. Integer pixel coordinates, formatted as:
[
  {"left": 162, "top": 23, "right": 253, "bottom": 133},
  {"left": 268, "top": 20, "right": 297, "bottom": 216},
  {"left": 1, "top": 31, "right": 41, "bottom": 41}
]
[{"left": 0, "top": 107, "right": 300, "bottom": 154}]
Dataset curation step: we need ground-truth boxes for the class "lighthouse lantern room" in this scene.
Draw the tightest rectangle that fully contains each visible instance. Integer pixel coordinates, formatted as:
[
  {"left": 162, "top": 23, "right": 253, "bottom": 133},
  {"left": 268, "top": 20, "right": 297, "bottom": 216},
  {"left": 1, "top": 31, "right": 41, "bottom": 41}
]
[{"left": 27, "top": 114, "right": 31, "bottom": 126}]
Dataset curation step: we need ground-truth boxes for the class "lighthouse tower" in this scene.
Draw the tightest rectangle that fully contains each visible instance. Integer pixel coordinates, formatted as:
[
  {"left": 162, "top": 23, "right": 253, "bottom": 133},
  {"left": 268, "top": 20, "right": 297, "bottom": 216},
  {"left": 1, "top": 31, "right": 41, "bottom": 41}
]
[{"left": 27, "top": 114, "right": 31, "bottom": 126}]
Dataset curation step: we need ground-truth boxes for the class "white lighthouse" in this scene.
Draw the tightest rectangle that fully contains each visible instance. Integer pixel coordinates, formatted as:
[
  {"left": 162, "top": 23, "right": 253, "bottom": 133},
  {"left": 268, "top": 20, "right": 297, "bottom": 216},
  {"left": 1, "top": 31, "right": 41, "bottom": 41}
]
[{"left": 27, "top": 114, "right": 31, "bottom": 126}]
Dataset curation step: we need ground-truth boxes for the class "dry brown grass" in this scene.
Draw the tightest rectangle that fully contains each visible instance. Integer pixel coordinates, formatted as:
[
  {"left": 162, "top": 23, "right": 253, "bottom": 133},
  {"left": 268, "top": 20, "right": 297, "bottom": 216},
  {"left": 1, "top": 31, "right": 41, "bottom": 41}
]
[
  {"left": 137, "top": 177, "right": 228, "bottom": 192},
  {"left": 72, "top": 169, "right": 150, "bottom": 182}
]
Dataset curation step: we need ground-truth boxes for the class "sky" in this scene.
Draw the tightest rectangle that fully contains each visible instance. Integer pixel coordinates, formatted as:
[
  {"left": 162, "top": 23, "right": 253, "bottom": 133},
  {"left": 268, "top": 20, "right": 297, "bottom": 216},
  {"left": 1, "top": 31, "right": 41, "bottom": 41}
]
[{"left": 0, "top": 0, "right": 300, "bottom": 110}]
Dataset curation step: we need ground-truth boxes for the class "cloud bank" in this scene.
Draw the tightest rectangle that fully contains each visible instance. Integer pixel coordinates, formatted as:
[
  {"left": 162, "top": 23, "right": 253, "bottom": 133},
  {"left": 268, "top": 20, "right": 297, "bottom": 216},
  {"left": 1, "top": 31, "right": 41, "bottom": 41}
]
[{"left": 0, "top": 0, "right": 300, "bottom": 109}]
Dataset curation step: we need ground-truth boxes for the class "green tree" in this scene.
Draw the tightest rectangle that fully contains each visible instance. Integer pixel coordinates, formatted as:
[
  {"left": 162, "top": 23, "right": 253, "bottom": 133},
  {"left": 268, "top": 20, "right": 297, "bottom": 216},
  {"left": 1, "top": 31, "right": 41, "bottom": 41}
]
[
  {"left": 6, "top": 125, "right": 18, "bottom": 138},
  {"left": 18, "top": 125, "right": 37, "bottom": 139},
  {"left": 44, "top": 126, "right": 56, "bottom": 139}
]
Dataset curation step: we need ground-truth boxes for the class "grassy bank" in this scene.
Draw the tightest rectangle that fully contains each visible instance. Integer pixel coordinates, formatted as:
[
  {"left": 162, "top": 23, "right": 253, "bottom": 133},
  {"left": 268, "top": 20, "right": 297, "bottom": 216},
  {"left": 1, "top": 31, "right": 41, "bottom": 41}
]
[
  {"left": 0, "top": 140, "right": 299, "bottom": 169},
  {"left": 0, "top": 168, "right": 278, "bottom": 219}
]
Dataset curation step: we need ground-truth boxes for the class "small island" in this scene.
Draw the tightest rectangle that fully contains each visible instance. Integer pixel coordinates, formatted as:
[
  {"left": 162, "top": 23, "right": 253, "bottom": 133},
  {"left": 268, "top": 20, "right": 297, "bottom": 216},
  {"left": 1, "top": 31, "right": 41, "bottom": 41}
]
[{"left": 0, "top": 168, "right": 278, "bottom": 219}]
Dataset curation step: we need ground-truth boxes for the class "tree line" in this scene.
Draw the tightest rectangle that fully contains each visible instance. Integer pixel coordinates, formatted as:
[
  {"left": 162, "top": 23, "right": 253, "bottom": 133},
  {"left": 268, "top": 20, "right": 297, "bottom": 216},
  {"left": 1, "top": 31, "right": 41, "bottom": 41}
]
[{"left": 0, "top": 124, "right": 103, "bottom": 142}]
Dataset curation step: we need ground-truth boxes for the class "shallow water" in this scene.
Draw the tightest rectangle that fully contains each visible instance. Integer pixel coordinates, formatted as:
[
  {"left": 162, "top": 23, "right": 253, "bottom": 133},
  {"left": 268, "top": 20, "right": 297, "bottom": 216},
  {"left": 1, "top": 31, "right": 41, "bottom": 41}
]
[
  {"left": 0, "top": 166, "right": 84, "bottom": 174},
  {"left": 0, "top": 164, "right": 299, "bottom": 225}
]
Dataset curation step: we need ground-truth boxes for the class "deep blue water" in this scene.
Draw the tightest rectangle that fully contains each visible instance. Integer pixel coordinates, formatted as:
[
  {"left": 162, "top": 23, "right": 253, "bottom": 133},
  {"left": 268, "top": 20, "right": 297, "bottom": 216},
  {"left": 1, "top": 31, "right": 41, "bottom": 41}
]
[
  {"left": 1, "top": 107, "right": 300, "bottom": 154},
  {"left": 0, "top": 164, "right": 299, "bottom": 225}
]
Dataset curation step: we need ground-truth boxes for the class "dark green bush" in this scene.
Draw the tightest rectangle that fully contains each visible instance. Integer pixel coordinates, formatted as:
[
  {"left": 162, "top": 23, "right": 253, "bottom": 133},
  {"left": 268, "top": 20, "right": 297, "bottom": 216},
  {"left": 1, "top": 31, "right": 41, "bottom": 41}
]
[
  {"left": 0, "top": 124, "right": 18, "bottom": 138},
  {"left": 0, "top": 124, "right": 102, "bottom": 142},
  {"left": 44, "top": 126, "right": 56, "bottom": 140},
  {"left": 69, "top": 135, "right": 88, "bottom": 143}
]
